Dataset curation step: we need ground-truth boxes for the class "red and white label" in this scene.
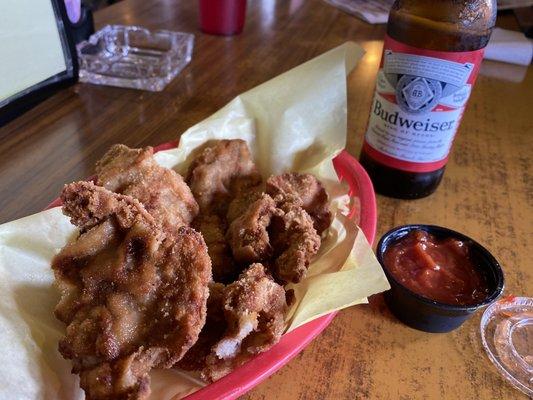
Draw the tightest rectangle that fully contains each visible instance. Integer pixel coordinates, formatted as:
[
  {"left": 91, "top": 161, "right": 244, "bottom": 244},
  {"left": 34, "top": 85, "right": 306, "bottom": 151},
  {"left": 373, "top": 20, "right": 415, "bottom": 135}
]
[{"left": 363, "top": 35, "right": 484, "bottom": 173}]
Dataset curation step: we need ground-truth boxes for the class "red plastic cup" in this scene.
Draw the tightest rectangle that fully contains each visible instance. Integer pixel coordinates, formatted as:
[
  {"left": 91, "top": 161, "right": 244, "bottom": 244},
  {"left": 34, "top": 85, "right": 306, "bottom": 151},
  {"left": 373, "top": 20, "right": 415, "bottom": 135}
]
[{"left": 199, "top": 0, "right": 247, "bottom": 36}]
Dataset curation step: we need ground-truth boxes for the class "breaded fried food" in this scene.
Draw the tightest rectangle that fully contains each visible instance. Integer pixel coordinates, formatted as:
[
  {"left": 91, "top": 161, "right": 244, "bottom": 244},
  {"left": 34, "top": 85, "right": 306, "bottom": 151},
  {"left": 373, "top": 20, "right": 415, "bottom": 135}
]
[
  {"left": 226, "top": 177, "right": 263, "bottom": 224},
  {"left": 52, "top": 181, "right": 211, "bottom": 400},
  {"left": 95, "top": 144, "right": 199, "bottom": 231},
  {"left": 202, "top": 264, "right": 288, "bottom": 382},
  {"left": 187, "top": 139, "right": 263, "bottom": 280},
  {"left": 186, "top": 139, "right": 262, "bottom": 213},
  {"left": 271, "top": 203, "right": 321, "bottom": 284},
  {"left": 226, "top": 192, "right": 321, "bottom": 283},
  {"left": 266, "top": 172, "right": 332, "bottom": 234},
  {"left": 193, "top": 214, "right": 236, "bottom": 283},
  {"left": 177, "top": 282, "right": 227, "bottom": 372},
  {"left": 226, "top": 194, "right": 280, "bottom": 264}
]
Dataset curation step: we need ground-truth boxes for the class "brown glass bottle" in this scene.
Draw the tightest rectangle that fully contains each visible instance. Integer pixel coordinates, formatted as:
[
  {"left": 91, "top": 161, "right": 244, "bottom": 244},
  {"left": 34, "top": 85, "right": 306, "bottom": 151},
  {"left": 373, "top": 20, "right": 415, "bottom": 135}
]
[{"left": 360, "top": 0, "right": 496, "bottom": 199}]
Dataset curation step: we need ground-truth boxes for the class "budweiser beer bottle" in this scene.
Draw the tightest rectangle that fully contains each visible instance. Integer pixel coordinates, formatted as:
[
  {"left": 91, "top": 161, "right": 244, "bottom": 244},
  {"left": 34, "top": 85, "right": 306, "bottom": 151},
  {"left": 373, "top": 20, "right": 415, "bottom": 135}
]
[{"left": 360, "top": 0, "right": 496, "bottom": 199}]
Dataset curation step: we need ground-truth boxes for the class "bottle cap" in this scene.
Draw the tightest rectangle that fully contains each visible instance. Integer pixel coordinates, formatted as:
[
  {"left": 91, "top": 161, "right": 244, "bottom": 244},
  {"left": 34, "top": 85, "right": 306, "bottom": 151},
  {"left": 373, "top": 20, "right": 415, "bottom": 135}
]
[{"left": 480, "top": 296, "right": 533, "bottom": 396}]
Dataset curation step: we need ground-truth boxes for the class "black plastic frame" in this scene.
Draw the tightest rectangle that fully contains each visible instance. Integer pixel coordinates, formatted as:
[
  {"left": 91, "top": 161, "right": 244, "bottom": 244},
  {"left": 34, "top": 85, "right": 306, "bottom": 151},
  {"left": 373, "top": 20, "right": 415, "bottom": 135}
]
[{"left": 0, "top": 0, "right": 79, "bottom": 127}]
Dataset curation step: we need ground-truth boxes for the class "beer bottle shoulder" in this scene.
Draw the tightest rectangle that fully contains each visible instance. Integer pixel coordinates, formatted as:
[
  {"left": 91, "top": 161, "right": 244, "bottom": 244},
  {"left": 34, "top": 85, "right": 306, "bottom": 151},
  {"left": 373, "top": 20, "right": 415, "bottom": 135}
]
[{"left": 388, "top": 0, "right": 496, "bottom": 51}]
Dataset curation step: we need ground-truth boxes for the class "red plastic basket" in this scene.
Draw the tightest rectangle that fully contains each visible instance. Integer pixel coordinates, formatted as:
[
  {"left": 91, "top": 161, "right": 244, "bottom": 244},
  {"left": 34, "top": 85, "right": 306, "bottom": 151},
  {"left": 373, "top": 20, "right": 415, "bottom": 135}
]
[{"left": 46, "top": 143, "right": 377, "bottom": 400}]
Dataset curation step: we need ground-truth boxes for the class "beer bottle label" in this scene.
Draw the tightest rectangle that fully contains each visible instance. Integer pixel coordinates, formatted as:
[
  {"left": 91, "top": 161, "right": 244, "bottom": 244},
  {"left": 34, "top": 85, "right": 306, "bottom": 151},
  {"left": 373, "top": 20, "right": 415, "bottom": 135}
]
[{"left": 363, "top": 35, "right": 485, "bottom": 172}]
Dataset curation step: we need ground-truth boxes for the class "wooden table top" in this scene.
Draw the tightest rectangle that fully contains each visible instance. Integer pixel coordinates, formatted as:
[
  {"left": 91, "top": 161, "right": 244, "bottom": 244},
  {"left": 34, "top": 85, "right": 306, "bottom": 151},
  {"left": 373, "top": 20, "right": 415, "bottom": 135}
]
[{"left": 0, "top": 0, "right": 531, "bottom": 399}]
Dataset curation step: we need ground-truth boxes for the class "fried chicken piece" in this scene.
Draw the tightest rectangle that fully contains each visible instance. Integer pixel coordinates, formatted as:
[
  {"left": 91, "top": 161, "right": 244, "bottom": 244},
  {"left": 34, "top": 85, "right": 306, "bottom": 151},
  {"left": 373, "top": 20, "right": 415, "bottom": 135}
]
[
  {"left": 95, "top": 144, "right": 199, "bottom": 231},
  {"left": 226, "top": 190, "right": 320, "bottom": 283},
  {"left": 187, "top": 139, "right": 263, "bottom": 280},
  {"left": 52, "top": 181, "right": 211, "bottom": 400},
  {"left": 202, "top": 264, "right": 288, "bottom": 382},
  {"left": 186, "top": 139, "right": 262, "bottom": 214},
  {"left": 79, "top": 348, "right": 161, "bottom": 400},
  {"left": 226, "top": 178, "right": 263, "bottom": 224},
  {"left": 266, "top": 173, "right": 332, "bottom": 234},
  {"left": 193, "top": 215, "right": 236, "bottom": 283},
  {"left": 271, "top": 203, "right": 321, "bottom": 284},
  {"left": 226, "top": 194, "right": 281, "bottom": 264},
  {"left": 177, "top": 282, "right": 227, "bottom": 372}
]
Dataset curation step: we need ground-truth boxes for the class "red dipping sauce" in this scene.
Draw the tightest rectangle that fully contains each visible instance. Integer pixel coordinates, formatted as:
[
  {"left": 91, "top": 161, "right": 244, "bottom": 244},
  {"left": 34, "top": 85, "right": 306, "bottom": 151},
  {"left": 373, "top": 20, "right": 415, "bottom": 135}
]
[{"left": 383, "top": 230, "right": 490, "bottom": 306}]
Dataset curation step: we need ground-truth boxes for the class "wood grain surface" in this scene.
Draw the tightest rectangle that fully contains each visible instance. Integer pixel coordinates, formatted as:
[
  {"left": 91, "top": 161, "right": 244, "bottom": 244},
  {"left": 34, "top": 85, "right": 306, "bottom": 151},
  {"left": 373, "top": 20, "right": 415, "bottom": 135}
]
[{"left": 0, "top": 1, "right": 531, "bottom": 399}]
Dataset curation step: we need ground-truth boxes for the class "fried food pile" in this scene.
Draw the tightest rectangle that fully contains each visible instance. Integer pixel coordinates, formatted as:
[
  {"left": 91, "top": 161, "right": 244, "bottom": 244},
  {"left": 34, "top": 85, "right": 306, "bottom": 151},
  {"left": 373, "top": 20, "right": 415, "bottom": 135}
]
[
  {"left": 53, "top": 181, "right": 211, "bottom": 400},
  {"left": 52, "top": 140, "right": 332, "bottom": 399},
  {"left": 187, "top": 139, "right": 332, "bottom": 284}
]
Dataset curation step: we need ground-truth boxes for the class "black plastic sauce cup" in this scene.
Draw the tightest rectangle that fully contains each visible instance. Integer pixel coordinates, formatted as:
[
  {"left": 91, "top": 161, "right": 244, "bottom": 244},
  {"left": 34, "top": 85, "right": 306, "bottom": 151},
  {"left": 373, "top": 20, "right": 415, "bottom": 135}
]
[{"left": 376, "top": 225, "right": 505, "bottom": 333}]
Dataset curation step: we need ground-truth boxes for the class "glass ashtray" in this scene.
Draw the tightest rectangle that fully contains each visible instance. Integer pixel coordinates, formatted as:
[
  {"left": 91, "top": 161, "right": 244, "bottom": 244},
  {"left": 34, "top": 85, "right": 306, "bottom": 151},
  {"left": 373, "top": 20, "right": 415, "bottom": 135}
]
[
  {"left": 480, "top": 296, "right": 533, "bottom": 396},
  {"left": 77, "top": 25, "right": 194, "bottom": 91}
]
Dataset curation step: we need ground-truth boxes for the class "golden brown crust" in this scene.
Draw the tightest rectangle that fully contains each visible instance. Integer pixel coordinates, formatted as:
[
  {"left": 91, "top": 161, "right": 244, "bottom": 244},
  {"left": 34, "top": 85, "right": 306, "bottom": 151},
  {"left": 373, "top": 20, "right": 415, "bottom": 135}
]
[
  {"left": 95, "top": 144, "right": 199, "bottom": 232},
  {"left": 53, "top": 182, "right": 211, "bottom": 400},
  {"left": 54, "top": 140, "right": 332, "bottom": 393},
  {"left": 176, "top": 282, "right": 227, "bottom": 372},
  {"left": 187, "top": 139, "right": 263, "bottom": 282},
  {"left": 271, "top": 203, "right": 321, "bottom": 284},
  {"left": 226, "top": 191, "right": 321, "bottom": 284},
  {"left": 266, "top": 172, "right": 333, "bottom": 235},
  {"left": 192, "top": 214, "right": 236, "bottom": 283},
  {"left": 226, "top": 194, "right": 281, "bottom": 264},
  {"left": 60, "top": 180, "right": 156, "bottom": 232},
  {"left": 200, "top": 264, "right": 288, "bottom": 382},
  {"left": 186, "top": 139, "right": 262, "bottom": 214},
  {"left": 226, "top": 177, "right": 264, "bottom": 224}
]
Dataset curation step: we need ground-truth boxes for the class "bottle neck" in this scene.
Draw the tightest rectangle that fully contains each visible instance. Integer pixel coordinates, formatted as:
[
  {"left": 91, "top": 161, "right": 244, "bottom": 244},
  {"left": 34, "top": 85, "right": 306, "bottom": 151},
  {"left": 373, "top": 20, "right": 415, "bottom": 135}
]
[{"left": 388, "top": 1, "right": 496, "bottom": 51}]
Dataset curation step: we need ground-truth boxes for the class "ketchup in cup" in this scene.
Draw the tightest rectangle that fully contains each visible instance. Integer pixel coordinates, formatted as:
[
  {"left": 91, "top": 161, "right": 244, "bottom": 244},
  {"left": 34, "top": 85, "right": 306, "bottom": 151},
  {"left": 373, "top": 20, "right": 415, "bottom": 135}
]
[
  {"left": 383, "top": 230, "right": 490, "bottom": 306},
  {"left": 376, "top": 225, "right": 504, "bottom": 333}
]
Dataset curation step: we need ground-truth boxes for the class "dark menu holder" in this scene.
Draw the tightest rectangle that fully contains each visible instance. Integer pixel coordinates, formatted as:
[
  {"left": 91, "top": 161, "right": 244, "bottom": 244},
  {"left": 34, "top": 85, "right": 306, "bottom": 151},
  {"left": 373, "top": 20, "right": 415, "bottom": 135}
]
[
  {"left": 69, "top": 5, "right": 95, "bottom": 45},
  {"left": 0, "top": 0, "right": 79, "bottom": 127}
]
